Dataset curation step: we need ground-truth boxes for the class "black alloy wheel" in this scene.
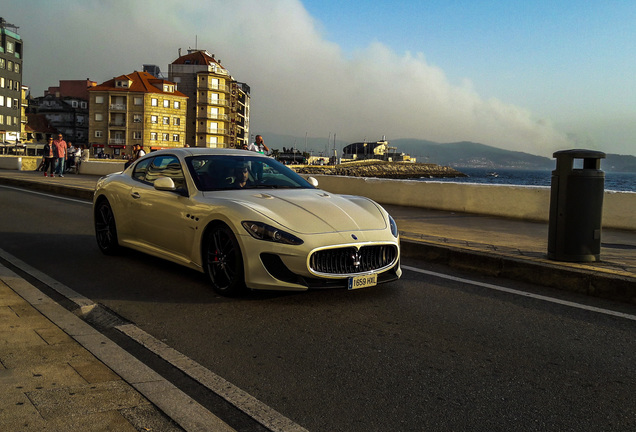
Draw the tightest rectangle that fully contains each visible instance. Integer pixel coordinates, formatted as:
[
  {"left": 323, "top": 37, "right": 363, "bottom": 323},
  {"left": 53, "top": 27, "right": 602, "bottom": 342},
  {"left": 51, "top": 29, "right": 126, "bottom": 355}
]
[
  {"left": 94, "top": 199, "right": 120, "bottom": 255},
  {"left": 204, "top": 224, "right": 245, "bottom": 296}
]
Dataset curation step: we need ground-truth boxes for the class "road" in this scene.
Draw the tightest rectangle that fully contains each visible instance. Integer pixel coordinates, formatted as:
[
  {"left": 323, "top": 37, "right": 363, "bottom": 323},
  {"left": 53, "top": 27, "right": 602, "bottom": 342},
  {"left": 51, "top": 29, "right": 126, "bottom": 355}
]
[{"left": 1, "top": 185, "right": 635, "bottom": 431}]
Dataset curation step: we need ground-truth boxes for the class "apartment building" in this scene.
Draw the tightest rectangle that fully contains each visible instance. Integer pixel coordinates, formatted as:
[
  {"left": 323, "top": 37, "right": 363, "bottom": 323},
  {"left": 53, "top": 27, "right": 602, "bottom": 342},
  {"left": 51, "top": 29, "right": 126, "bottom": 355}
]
[
  {"left": 88, "top": 71, "right": 187, "bottom": 157},
  {"left": 0, "top": 17, "right": 23, "bottom": 144},
  {"left": 168, "top": 49, "right": 250, "bottom": 149}
]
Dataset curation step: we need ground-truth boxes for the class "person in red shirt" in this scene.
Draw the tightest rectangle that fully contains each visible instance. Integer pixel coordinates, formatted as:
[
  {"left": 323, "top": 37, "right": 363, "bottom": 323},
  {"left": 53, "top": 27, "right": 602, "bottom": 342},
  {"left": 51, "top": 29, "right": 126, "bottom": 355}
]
[{"left": 53, "top": 134, "right": 67, "bottom": 177}]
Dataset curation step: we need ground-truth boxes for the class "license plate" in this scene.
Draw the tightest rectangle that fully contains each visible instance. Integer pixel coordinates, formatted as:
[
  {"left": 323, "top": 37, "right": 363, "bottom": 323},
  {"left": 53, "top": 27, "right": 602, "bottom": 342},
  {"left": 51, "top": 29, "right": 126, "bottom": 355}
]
[{"left": 348, "top": 273, "right": 377, "bottom": 290}]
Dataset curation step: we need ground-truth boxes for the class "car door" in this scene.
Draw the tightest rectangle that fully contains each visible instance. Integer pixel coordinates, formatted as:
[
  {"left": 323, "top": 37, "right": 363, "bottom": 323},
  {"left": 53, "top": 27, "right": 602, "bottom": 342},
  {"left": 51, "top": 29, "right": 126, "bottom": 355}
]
[{"left": 128, "top": 155, "right": 198, "bottom": 263}]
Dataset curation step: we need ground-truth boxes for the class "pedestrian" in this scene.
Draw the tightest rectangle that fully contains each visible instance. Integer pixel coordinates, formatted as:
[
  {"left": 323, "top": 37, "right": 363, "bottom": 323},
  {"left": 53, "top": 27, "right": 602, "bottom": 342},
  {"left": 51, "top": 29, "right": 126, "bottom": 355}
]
[
  {"left": 247, "top": 135, "right": 269, "bottom": 155},
  {"left": 42, "top": 137, "right": 56, "bottom": 177},
  {"left": 53, "top": 133, "right": 67, "bottom": 177},
  {"left": 81, "top": 145, "right": 90, "bottom": 162},
  {"left": 73, "top": 145, "right": 82, "bottom": 174},
  {"left": 124, "top": 144, "right": 146, "bottom": 169},
  {"left": 65, "top": 141, "right": 75, "bottom": 173},
  {"left": 247, "top": 135, "right": 269, "bottom": 182}
]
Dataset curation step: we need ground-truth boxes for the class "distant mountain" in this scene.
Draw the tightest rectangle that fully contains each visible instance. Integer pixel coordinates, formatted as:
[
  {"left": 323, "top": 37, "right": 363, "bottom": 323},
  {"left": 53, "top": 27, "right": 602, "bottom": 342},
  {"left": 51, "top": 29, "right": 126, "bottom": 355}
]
[{"left": 262, "top": 133, "right": 636, "bottom": 172}]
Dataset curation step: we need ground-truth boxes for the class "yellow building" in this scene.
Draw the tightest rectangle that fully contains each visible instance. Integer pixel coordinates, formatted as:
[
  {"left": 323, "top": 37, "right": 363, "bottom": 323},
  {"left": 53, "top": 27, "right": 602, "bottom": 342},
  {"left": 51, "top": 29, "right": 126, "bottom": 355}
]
[
  {"left": 169, "top": 49, "right": 250, "bottom": 148},
  {"left": 88, "top": 71, "right": 187, "bottom": 157}
]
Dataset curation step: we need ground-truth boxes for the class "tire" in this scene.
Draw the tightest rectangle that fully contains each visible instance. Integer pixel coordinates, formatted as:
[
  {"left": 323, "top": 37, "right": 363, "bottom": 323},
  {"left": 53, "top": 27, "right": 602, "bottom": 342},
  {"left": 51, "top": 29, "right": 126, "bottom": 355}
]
[
  {"left": 94, "top": 198, "right": 120, "bottom": 255},
  {"left": 204, "top": 224, "right": 245, "bottom": 296}
]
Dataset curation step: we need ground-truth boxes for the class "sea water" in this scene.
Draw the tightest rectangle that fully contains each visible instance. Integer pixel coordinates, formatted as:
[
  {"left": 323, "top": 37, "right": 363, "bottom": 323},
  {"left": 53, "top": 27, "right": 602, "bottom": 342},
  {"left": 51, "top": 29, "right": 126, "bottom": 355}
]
[{"left": 417, "top": 168, "right": 636, "bottom": 192}]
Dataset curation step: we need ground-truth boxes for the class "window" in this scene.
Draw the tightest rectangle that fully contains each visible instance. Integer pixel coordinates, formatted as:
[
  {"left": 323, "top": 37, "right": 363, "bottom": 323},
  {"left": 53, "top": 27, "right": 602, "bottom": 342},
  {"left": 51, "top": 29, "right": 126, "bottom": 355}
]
[
  {"left": 133, "top": 131, "right": 142, "bottom": 139},
  {"left": 0, "top": 96, "right": 4, "bottom": 106},
  {"left": 7, "top": 61, "right": 13, "bottom": 72},
  {"left": 173, "top": 101, "right": 180, "bottom": 109},
  {"left": 173, "top": 117, "right": 180, "bottom": 126},
  {"left": 0, "top": 78, "right": 3, "bottom": 88},
  {"left": 14, "top": 63, "right": 19, "bottom": 73},
  {"left": 0, "top": 58, "right": 4, "bottom": 69},
  {"left": 141, "top": 155, "right": 186, "bottom": 190},
  {"left": 151, "top": 132, "right": 158, "bottom": 140},
  {"left": 162, "top": 133, "right": 170, "bottom": 141},
  {"left": 95, "top": 113, "right": 103, "bottom": 121},
  {"left": 172, "top": 134, "right": 180, "bottom": 142},
  {"left": 163, "top": 99, "right": 170, "bottom": 108},
  {"left": 81, "top": 101, "right": 87, "bottom": 109},
  {"left": 134, "top": 97, "right": 143, "bottom": 105},
  {"left": 151, "top": 98, "right": 158, "bottom": 106},
  {"left": 6, "top": 116, "right": 11, "bottom": 126},
  {"left": 12, "top": 99, "right": 18, "bottom": 109},
  {"left": 133, "top": 114, "right": 142, "bottom": 123},
  {"left": 6, "top": 98, "right": 11, "bottom": 108},
  {"left": 72, "top": 101, "right": 79, "bottom": 108},
  {"left": 162, "top": 117, "right": 169, "bottom": 125},
  {"left": 95, "top": 130, "right": 103, "bottom": 138},
  {"left": 151, "top": 115, "right": 158, "bottom": 124},
  {"left": 0, "top": 115, "right": 3, "bottom": 124},
  {"left": 6, "top": 41, "right": 14, "bottom": 54},
  {"left": 95, "top": 96, "right": 104, "bottom": 104}
]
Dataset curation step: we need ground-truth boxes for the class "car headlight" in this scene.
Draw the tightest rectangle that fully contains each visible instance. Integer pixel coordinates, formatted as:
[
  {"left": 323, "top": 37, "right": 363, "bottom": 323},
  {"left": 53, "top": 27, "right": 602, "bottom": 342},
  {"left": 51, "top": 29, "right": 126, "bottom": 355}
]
[
  {"left": 242, "top": 221, "right": 304, "bottom": 245},
  {"left": 389, "top": 215, "right": 399, "bottom": 238}
]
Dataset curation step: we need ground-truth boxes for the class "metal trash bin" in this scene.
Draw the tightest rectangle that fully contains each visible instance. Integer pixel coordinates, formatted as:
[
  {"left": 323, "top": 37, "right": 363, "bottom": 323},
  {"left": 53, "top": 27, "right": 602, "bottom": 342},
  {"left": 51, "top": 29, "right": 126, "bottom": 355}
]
[{"left": 548, "top": 149, "right": 605, "bottom": 262}]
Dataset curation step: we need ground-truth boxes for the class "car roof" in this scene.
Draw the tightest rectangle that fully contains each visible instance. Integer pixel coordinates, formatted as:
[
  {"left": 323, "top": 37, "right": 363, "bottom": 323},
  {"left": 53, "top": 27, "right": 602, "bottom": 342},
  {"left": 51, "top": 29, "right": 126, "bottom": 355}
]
[{"left": 148, "top": 148, "right": 266, "bottom": 158}]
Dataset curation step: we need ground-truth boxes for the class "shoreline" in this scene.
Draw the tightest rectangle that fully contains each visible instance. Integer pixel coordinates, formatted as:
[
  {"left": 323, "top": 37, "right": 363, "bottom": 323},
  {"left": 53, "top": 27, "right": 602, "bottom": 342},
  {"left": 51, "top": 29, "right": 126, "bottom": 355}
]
[{"left": 293, "top": 160, "right": 467, "bottom": 179}]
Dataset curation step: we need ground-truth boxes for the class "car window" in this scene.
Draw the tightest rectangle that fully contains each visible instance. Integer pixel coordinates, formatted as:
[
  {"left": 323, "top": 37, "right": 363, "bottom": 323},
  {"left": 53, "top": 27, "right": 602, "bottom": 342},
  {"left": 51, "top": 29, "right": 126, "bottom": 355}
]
[
  {"left": 132, "top": 158, "right": 152, "bottom": 182},
  {"left": 185, "top": 155, "right": 315, "bottom": 191},
  {"left": 134, "top": 155, "right": 187, "bottom": 191}
]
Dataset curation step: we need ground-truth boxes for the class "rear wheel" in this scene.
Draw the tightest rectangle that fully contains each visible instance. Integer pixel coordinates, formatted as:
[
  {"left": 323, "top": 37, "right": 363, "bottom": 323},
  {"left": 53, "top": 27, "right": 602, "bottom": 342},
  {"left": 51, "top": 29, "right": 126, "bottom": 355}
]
[
  {"left": 204, "top": 224, "right": 245, "bottom": 296},
  {"left": 94, "top": 198, "right": 120, "bottom": 255}
]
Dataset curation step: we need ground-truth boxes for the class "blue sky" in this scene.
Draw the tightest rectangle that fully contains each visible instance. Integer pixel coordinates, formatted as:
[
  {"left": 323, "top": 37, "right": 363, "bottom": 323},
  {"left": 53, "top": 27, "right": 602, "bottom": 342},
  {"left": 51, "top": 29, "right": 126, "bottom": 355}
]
[
  {"left": 303, "top": 1, "right": 636, "bottom": 154},
  {"left": 6, "top": 0, "right": 636, "bottom": 157}
]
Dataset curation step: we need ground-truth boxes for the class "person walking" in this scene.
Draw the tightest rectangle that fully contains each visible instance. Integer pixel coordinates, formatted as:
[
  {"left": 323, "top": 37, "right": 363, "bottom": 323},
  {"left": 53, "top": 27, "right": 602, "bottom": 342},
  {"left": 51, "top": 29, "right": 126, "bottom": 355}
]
[
  {"left": 42, "top": 137, "right": 56, "bottom": 177},
  {"left": 53, "top": 133, "right": 67, "bottom": 177}
]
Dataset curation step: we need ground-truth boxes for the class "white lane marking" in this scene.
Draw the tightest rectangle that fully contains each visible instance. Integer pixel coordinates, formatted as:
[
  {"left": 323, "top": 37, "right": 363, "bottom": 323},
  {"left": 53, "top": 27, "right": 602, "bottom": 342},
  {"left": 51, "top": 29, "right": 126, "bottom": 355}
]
[
  {"left": 403, "top": 265, "right": 636, "bottom": 322},
  {"left": 117, "top": 324, "right": 308, "bottom": 432},
  {"left": 0, "top": 184, "right": 92, "bottom": 204},
  {"left": 0, "top": 247, "right": 307, "bottom": 432}
]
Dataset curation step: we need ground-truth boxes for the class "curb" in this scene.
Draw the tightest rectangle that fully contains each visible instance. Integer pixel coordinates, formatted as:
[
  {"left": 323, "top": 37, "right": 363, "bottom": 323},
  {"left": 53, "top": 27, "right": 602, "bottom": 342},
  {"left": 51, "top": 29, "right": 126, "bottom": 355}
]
[
  {"left": 400, "top": 238, "right": 636, "bottom": 304},
  {"left": 0, "top": 175, "right": 95, "bottom": 200}
]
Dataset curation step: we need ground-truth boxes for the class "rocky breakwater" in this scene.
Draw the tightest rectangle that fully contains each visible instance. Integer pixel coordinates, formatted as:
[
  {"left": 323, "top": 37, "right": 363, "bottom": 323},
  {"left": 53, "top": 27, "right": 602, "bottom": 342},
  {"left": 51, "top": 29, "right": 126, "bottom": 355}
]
[{"left": 294, "top": 160, "right": 466, "bottom": 179}]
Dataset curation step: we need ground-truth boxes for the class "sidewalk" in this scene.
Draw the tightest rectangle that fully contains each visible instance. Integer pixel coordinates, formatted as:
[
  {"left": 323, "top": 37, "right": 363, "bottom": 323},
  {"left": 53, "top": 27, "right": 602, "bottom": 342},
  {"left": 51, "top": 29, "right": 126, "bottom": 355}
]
[{"left": 0, "top": 265, "right": 184, "bottom": 431}]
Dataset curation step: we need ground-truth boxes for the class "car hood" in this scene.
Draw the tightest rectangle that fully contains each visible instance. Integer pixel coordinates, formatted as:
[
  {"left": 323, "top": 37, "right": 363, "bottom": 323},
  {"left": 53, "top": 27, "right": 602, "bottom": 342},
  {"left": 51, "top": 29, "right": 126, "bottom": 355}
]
[{"left": 203, "top": 189, "right": 388, "bottom": 234}]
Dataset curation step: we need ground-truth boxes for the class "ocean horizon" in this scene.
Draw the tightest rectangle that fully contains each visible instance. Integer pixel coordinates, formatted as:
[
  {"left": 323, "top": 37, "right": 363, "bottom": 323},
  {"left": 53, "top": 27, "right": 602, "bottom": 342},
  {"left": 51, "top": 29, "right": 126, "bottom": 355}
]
[{"left": 416, "top": 167, "right": 636, "bottom": 192}]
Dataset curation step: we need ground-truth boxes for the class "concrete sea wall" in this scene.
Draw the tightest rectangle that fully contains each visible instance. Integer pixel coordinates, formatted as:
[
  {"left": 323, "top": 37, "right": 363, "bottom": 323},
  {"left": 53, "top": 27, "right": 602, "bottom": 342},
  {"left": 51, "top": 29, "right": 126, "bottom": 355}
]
[{"left": 311, "top": 174, "right": 636, "bottom": 231}]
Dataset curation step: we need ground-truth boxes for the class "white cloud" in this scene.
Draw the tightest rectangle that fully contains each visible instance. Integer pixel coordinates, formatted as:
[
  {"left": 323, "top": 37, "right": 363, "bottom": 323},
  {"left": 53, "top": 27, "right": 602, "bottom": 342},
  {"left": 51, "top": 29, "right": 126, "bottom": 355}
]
[{"left": 12, "top": 0, "right": 571, "bottom": 157}]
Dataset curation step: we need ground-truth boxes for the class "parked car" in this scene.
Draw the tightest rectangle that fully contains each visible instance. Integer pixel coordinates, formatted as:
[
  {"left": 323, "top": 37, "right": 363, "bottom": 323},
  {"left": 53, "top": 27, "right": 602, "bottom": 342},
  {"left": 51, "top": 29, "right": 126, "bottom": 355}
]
[{"left": 93, "top": 148, "right": 401, "bottom": 295}]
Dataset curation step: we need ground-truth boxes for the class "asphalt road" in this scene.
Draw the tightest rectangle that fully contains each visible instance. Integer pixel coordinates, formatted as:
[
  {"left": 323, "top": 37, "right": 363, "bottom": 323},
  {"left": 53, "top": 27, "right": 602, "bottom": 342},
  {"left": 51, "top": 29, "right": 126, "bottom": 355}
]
[{"left": 1, "top": 185, "right": 635, "bottom": 432}]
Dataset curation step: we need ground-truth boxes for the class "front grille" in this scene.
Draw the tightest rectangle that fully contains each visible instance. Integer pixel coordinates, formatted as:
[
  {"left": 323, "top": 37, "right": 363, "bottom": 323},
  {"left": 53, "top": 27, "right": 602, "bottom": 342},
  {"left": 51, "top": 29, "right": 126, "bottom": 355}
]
[{"left": 309, "top": 244, "right": 398, "bottom": 275}]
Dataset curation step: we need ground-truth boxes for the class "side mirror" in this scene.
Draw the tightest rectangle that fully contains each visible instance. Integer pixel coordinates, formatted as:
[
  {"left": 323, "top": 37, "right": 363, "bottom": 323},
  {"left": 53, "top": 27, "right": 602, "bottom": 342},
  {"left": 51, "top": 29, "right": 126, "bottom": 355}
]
[
  {"left": 307, "top": 176, "right": 319, "bottom": 187},
  {"left": 154, "top": 176, "right": 176, "bottom": 191}
]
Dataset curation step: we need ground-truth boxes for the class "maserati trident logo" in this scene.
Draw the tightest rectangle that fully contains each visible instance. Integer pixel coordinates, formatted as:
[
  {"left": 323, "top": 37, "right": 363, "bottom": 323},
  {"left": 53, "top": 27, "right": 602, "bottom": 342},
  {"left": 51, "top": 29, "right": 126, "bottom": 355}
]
[{"left": 351, "top": 250, "right": 361, "bottom": 268}]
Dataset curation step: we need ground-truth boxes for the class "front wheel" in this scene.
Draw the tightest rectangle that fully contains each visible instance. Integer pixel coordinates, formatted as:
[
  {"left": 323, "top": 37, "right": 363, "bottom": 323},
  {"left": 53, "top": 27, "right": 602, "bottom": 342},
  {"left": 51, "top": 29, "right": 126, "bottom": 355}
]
[
  {"left": 204, "top": 224, "right": 245, "bottom": 296},
  {"left": 94, "top": 198, "right": 120, "bottom": 255}
]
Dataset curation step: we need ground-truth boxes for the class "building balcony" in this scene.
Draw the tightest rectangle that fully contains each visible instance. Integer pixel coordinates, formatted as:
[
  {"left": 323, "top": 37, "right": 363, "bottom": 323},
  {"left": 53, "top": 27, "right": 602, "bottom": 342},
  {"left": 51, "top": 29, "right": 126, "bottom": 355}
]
[
  {"left": 198, "top": 97, "right": 230, "bottom": 107},
  {"left": 109, "top": 138, "right": 126, "bottom": 145},
  {"left": 199, "top": 128, "right": 229, "bottom": 136},
  {"left": 109, "top": 122, "right": 126, "bottom": 128},
  {"left": 197, "top": 83, "right": 230, "bottom": 93},
  {"left": 109, "top": 104, "right": 126, "bottom": 111}
]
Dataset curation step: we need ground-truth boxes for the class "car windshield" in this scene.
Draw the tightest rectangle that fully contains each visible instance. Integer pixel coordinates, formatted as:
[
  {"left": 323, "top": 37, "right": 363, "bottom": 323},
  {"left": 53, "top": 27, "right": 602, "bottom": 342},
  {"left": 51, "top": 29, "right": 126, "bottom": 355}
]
[{"left": 185, "top": 155, "right": 316, "bottom": 191}]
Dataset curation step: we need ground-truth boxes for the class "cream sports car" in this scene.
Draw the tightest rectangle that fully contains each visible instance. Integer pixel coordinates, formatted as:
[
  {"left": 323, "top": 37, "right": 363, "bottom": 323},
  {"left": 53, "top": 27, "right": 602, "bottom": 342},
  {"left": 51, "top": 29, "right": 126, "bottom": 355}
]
[{"left": 93, "top": 148, "right": 401, "bottom": 295}]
